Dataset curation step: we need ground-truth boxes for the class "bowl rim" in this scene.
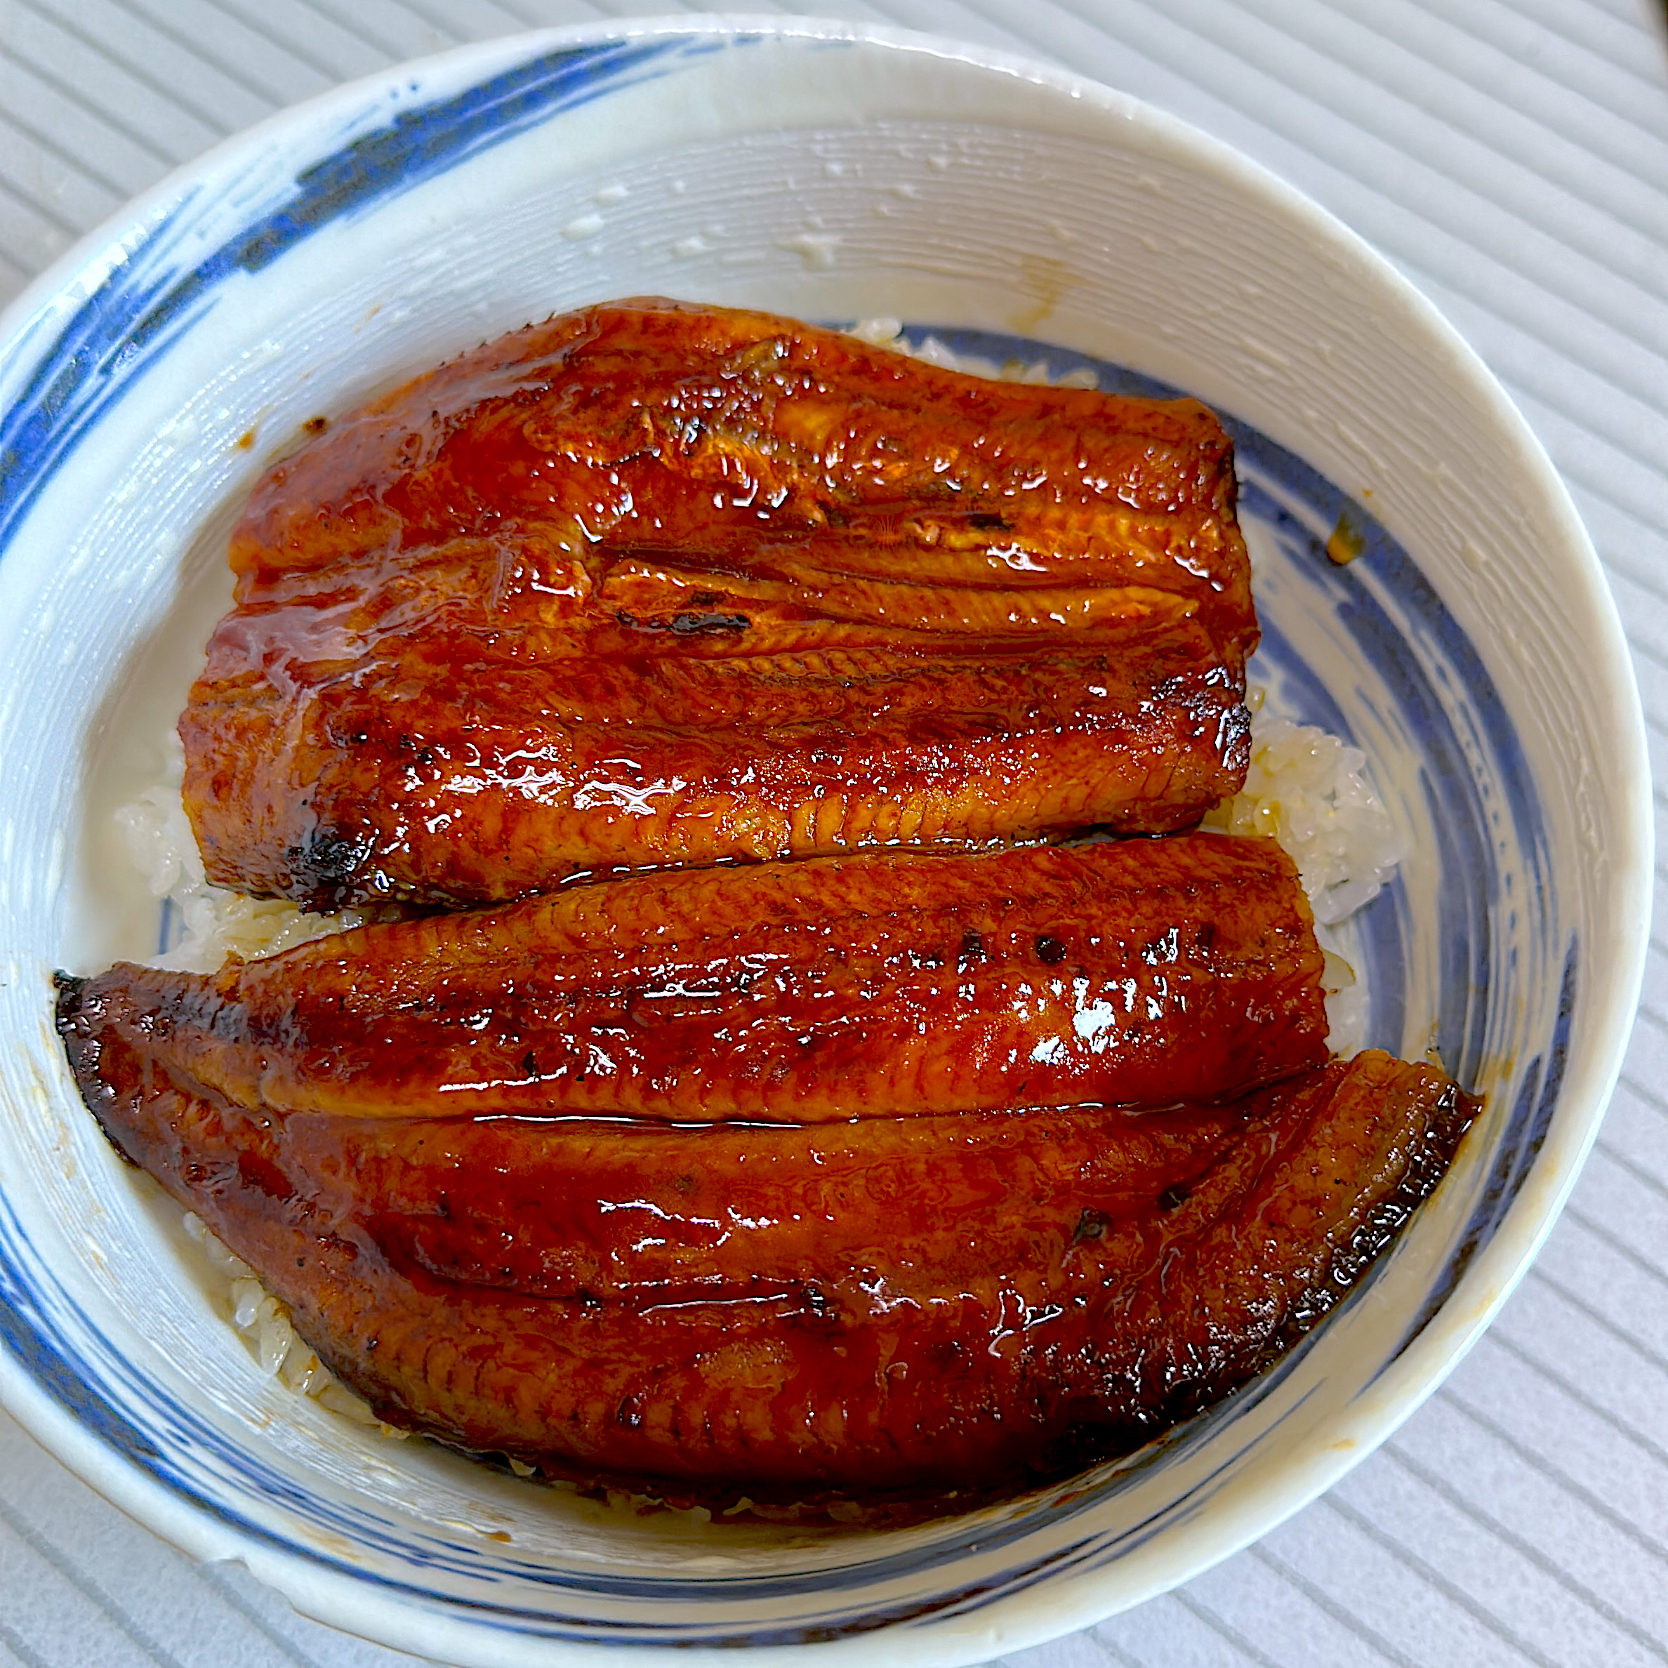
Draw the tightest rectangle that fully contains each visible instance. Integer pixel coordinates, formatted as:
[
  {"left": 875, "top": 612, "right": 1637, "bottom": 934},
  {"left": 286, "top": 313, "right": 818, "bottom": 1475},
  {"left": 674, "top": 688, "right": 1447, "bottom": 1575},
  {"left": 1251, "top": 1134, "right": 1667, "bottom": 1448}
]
[{"left": 0, "top": 13, "right": 1652, "bottom": 1665}]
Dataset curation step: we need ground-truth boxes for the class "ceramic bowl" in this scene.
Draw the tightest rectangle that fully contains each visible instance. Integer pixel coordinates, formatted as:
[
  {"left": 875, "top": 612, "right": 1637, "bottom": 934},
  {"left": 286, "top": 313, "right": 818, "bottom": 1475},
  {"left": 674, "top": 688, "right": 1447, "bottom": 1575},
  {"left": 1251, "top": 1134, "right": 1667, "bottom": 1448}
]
[{"left": 0, "top": 18, "right": 1649, "bottom": 1667}]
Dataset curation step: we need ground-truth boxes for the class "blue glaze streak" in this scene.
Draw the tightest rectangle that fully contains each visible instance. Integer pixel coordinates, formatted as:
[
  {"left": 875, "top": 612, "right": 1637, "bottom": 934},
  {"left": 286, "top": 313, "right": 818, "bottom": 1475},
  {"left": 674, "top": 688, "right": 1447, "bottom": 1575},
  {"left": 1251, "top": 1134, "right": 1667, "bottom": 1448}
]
[{"left": 1393, "top": 939, "right": 1578, "bottom": 1356}]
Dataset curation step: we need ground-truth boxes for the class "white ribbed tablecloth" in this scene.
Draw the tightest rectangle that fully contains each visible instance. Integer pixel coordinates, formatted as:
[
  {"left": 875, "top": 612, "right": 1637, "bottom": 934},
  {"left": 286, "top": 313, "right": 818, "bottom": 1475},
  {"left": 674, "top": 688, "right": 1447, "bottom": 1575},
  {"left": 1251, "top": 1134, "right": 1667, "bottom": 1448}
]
[{"left": 1, "top": 2, "right": 1664, "bottom": 1664}]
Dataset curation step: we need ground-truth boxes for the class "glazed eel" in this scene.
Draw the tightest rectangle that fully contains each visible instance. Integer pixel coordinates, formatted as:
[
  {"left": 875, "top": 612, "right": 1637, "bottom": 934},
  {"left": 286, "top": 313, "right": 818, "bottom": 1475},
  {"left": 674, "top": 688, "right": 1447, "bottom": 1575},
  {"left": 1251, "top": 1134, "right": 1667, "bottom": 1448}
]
[
  {"left": 55, "top": 838, "right": 1471, "bottom": 1503},
  {"left": 182, "top": 298, "right": 1257, "bottom": 910}
]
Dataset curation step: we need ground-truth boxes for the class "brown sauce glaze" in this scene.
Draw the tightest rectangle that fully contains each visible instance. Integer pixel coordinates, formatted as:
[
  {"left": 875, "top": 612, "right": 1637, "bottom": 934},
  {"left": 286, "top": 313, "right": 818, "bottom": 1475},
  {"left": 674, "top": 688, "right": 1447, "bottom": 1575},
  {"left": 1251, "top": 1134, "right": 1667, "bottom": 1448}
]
[
  {"left": 181, "top": 298, "right": 1255, "bottom": 910},
  {"left": 59, "top": 837, "right": 1327, "bottom": 1127},
  {"left": 54, "top": 971, "right": 1473, "bottom": 1503}
]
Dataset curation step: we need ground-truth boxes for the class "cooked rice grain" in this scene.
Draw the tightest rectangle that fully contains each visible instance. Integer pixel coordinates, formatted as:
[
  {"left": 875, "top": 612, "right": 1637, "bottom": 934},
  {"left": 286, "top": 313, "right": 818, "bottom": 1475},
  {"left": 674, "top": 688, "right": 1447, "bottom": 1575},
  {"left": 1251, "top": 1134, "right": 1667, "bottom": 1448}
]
[{"left": 1202, "top": 707, "right": 1404, "bottom": 928}]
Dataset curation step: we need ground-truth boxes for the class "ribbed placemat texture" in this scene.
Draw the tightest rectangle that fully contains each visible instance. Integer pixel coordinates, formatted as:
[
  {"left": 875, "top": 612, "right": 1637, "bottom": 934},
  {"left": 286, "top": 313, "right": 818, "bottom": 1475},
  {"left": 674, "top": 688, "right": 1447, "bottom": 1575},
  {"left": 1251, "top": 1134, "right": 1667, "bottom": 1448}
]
[{"left": 0, "top": 2, "right": 1663, "bottom": 1664}]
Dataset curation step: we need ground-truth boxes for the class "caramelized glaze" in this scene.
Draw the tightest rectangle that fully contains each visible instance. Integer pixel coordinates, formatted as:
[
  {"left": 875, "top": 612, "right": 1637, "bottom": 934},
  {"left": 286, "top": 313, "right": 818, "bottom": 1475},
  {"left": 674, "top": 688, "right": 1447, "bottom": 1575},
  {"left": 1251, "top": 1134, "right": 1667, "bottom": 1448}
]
[
  {"left": 60, "top": 837, "right": 1327, "bottom": 1125},
  {"left": 56, "top": 967, "right": 1473, "bottom": 1500},
  {"left": 182, "top": 298, "right": 1255, "bottom": 909}
]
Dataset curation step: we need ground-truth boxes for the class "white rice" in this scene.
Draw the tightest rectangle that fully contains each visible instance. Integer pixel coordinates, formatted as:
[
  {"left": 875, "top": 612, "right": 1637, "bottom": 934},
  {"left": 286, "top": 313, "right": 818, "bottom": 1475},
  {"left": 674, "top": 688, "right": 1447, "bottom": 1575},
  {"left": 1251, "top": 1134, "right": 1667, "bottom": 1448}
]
[
  {"left": 1200, "top": 694, "right": 1404, "bottom": 930},
  {"left": 1208, "top": 704, "right": 1402, "bottom": 1054},
  {"left": 176, "top": 1207, "right": 393, "bottom": 1430},
  {"left": 118, "top": 322, "right": 1403, "bottom": 1450},
  {"left": 117, "top": 734, "right": 370, "bottom": 974}
]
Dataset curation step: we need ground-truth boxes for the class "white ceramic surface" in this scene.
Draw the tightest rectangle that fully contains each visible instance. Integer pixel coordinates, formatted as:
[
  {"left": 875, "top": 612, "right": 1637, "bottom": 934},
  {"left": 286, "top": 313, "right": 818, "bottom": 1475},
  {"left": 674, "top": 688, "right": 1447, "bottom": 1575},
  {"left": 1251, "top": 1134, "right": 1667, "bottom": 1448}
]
[{"left": 0, "top": 18, "right": 1649, "bottom": 1667}]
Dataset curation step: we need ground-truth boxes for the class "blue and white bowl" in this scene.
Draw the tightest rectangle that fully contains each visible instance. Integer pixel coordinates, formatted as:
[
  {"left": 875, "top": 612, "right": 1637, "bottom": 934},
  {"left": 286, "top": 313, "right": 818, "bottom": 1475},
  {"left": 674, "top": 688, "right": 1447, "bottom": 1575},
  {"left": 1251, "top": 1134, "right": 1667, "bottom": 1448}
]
[{"left": 0, "top": 20, "right": 1649, "bottom": 1666}]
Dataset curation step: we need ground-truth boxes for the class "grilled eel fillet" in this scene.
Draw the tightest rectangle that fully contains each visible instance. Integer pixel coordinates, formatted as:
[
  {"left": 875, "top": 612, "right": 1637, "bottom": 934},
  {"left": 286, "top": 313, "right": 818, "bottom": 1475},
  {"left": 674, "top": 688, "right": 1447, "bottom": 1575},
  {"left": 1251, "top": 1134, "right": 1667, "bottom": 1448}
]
[
  {"left": 181, "top": 298, "right": 1257, "bottom": 910},
  {"left": 54, "top": 838, "right": 1475, "bottom": 1501},
  {"left": 57, "top": 1017, "right": 1471, "bottom": 1501},
  {"left": 56, "top": 838, "right": 1330, "bottom": 1124}
]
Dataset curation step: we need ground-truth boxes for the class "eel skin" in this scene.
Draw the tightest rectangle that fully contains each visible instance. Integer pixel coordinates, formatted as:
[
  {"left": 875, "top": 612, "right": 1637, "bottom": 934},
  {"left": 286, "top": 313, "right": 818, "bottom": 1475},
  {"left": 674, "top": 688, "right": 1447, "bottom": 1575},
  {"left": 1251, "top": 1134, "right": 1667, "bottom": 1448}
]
[
  {"left": 55, "top": 838, "right": 1474, "bottom": 1503},
  {"left": 56, "top": 836, "right": 1329, "bottom": 1125},
  {"left": 181, "top": 298, "right": 1257, "bottom": 910},
  {"left": 56, "top": 1000, "right": 1472, "bottom": 1500}
]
